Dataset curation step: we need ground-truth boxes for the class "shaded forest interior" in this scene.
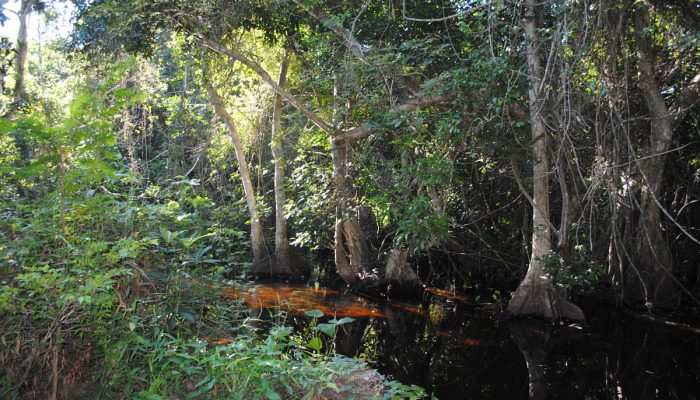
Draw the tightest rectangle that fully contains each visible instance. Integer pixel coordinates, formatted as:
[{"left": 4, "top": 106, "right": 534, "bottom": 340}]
[{"left": 0, "top": 0, "right": 699, "bottom": 399}]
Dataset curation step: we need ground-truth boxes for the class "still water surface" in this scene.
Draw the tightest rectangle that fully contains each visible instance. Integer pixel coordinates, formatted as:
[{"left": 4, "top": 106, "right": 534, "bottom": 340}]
[{"left": 224, "top": 284, "right": 700, "bottom": 399}]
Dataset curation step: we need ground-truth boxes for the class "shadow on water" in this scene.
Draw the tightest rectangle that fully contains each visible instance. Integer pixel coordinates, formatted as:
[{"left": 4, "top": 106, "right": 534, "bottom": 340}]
[{"left": 223, "top": 284, "right": 700, "bottom": 399}]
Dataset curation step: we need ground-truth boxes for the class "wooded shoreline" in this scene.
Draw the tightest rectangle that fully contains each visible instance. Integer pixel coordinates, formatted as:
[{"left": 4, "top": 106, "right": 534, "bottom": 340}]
[{"left": 1, "top": 0, "right": 698, "bottom": 398}]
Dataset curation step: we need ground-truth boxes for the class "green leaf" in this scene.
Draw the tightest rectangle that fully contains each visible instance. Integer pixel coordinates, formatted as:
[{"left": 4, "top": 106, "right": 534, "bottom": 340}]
[
  {"left": 134, "top": 391, "right": 163, "bottom": 400},
  {"left": 265, "top": 389, "right": 281, "bottom": 400},
  {"left": 305, "top": 309, "right": 324, "bottom": 318},
  {"left": 315, "top": 323, "right": 336, "bottom": 337},
  {"left": 192, "top": 245, "right": 212, "bottom": 261},
  {"left": 118, "top": 248, "right": 130, "bottom": 259},
  {"left": 179, "top": 311, "right": 196, "bottom": 323},
  {"left": 307, "top": 337, "right": 322, "bottom": 351},
  {"left": 325, "top": 382, "right": 340, "bottom": 392},
  {"left": 176, "top": 213, "right": 192, "bottom": 221}
]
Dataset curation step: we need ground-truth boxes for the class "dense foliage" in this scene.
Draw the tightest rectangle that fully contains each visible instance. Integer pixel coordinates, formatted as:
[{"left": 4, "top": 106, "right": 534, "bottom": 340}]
[{"left": 0, "top": 0, "right": 698, "bottom": 398}]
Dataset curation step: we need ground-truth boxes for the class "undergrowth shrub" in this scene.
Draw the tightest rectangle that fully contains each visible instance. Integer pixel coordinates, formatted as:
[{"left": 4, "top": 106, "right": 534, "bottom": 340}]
[
  {"left": 102, "top": 326, "right": 425, "bottom": 399},
  {"left": 0, "top": 57, "right": 425, "bottom": 400}
]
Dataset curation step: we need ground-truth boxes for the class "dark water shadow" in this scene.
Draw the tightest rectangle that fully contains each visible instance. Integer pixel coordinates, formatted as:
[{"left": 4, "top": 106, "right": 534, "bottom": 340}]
[
  {"left": 507, "top": 321, "right": 553, "bottom": 400},
  {"left": 223, "top": 284, "right": 700, "bottom": 399}
]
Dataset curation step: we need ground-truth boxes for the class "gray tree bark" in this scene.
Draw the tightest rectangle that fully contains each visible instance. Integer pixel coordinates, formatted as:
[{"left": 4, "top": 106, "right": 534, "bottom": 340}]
[
  {"left": 3, "top": 0, "right": 35, "bottom": 118},
  {"left": 268, "top": 53, "right": 294, "bottom": 275},
  {"left": 331, "top": 134, "right": 372, "bottom": 285},
  {"left": 506, "top": 0, "right": 584, "bottom": 322},
  {"left": 625, "top": 4, "right": 700, "bottom": 309},
  {"left": 204, "top": 76, "right": 266, "bottom": 265}
]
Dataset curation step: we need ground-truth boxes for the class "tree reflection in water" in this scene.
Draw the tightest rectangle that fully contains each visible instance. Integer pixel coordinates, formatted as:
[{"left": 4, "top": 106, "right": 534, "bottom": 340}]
[{"left": 507, "top": 322, "right": 558, "bottom": 400}]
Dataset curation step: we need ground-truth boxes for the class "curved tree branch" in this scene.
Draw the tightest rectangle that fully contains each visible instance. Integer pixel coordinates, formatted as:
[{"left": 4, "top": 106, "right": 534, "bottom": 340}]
[
  {"left": 195, "top": 33, "right": 338, "bottom": 135},
  {"left": 195, "top": 33, "right": 456, "bottom": 145},
  {"left": 670, "top": 72, "right": 700, "bottom": 130}
]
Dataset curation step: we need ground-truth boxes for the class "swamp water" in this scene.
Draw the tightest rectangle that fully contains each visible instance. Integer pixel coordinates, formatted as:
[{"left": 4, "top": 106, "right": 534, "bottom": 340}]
[{"left": 223, "top": 284, "right": 700, "bottom": 399}]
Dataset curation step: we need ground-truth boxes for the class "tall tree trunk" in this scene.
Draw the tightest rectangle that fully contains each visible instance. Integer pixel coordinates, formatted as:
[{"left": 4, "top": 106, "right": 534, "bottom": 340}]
[
  {"left": 627, "top": 4, "right": 678, "bottom": 309},
  {"left": 330, "top": 73, "right": 371, "bottom": 286},
  {"left": 556, "top": 139, "right": 572, "bottom": 269},
  {"left": 0, "top": 0, "right": 6, "bottom": 93},
  {"left": 4, "top": 0, "right": 35, "bottom": 118},
  {"left": 258, "top": 53, "right": 309, "bottom": 279},
  {"left": 13, "top": 0, "right": 33, "bottom": 101},
  {"left": 506, "top": 0, "right": 584, "bottom": 322},
  {"left": 267, "top": 53, "right": 297, "bottom": 277},
  {"left": 204, "top": 77, "right": 266, "bottom": 265},
  {"left": 331, "top": 134, "right": 372, "bottom": 285},
  {"left": 196, "top": 36, "right": 446, "bottom": 290},
  {"left": 4, "top": 0, "right": 36, "bottom": 200}
]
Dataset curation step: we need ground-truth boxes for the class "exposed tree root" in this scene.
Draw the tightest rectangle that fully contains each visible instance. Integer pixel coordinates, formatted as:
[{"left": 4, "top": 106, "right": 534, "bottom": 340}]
[
  {"left": 505, "top": 279, "right": 585, "bottom": 323},
  {"left": 250, "top": 249, "right": 310, "bottom": 281}
]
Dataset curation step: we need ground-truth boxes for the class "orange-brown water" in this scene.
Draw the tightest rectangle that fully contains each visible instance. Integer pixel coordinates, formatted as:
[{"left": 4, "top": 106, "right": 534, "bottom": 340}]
[
  {"left": 424, "top": 287, "right": 471, "bottom": 303},
  {"left": 221, "top": 284, "right": 476, "bottom": 319},
  {"left": 222, "top": 285, "right": 385, "bottom": 318}
]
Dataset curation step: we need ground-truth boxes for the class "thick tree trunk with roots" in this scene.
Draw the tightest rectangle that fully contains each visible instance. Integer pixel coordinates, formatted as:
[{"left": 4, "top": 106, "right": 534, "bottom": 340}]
[
  {"left": 204, "top": 78, "right": 266, "bottom": 265},
  {"left": 506, "top": 0, "right": 584, "bottom": 322},
  {"left": 384, "top": 247, "right": 421, "bottom": 295},
  {"left": 331, "top": 135, "right": 420, "bottom": 291}
]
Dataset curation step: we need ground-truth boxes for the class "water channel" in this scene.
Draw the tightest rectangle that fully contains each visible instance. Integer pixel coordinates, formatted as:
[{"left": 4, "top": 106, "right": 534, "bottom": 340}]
[{"left": 223, "top": 284, "right": 700, "bottom": 399}]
